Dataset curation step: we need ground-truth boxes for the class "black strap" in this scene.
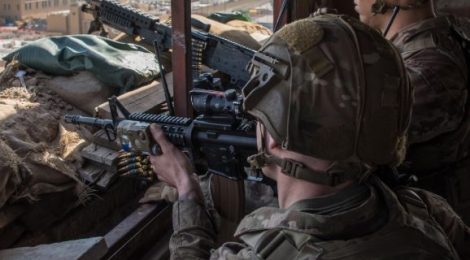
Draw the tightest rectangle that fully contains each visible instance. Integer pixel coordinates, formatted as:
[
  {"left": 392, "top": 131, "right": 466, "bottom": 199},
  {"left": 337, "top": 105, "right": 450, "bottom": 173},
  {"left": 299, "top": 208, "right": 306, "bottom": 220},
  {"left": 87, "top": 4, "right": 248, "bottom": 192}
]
[{"left": 247, "top": 152, "right": 357, "bottom": 186}]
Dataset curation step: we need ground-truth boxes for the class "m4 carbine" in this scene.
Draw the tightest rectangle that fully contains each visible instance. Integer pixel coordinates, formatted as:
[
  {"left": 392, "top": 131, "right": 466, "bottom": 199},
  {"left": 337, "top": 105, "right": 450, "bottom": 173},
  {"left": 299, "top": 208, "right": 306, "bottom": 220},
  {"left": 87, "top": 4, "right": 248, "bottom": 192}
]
[
  {"left": 81, "top": 0, "right": 256, "bottom": 89},
  {"left": 64, "top": 110, "right": 258, "bottom": 181}
]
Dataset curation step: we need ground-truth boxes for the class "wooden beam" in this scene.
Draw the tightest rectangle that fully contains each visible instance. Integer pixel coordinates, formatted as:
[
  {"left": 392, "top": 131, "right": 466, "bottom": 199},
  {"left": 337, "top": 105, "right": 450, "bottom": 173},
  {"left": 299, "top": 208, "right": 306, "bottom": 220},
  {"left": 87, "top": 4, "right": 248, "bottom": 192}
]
[
  {"left": 291, "top": 0, "right": 317, "bottom": 21},
  {"left": 330, "top": 0, "right": 358, "bottom": 17},
  {"left": 273, "top": 0, "right": 358, "bottom": 29},
  {"left": 273, "top": 0, "right": 321, "bottom": 30},
  {"left": 103, "top": 203, "right": 171, "bottom": 259},
  {"left": 273, "top": 0, "right": 289, "bottom": 31},
  {"left": 95, "top": 73, "right": 174, "bottom": 119},
  {"left": 171, "top": 0, "right": 193, "bottom": 117}
]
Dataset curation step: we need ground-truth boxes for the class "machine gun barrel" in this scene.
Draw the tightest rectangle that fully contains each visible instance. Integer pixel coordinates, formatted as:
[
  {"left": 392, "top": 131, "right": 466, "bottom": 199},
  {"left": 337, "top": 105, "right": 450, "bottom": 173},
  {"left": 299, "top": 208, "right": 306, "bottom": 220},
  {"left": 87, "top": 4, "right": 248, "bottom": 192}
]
[{"left": 82, "top": 0, "right": 255, "bottom": 88}]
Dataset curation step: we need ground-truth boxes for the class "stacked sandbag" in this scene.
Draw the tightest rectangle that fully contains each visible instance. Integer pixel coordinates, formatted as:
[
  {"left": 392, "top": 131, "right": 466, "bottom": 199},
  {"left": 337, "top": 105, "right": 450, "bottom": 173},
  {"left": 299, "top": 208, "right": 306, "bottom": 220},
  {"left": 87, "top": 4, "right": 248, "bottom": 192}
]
[
  {"left": 191, "top": 14, "right": 265, "bottom": 50},
  {"left": 0, "top": 63, "right": 94, "bottom": 248}
]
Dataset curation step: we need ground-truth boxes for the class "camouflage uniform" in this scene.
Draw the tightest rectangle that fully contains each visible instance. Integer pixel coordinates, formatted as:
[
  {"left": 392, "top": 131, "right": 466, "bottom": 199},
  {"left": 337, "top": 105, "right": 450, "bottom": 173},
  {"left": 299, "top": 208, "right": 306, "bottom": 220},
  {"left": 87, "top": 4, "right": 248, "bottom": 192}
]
[
  {"left": 167, "top": 14, "right": 470, "bottom": 259},
  {"left": 391, "top": 16, "right": 470, "bottom": 222},
  {"left": 170, "top": 177, "right": 469, "bottom": 259}
]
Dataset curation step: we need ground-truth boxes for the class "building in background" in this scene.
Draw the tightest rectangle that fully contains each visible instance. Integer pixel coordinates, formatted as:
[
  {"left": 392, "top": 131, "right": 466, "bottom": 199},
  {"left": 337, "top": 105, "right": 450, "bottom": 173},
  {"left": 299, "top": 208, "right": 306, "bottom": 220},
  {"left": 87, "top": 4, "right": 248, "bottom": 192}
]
[
  {"left": 47, "top": 2, "right": 93, "bottom": 34},
  {"left": 0, "top": 0, "right": 78, "bottom": 23}
]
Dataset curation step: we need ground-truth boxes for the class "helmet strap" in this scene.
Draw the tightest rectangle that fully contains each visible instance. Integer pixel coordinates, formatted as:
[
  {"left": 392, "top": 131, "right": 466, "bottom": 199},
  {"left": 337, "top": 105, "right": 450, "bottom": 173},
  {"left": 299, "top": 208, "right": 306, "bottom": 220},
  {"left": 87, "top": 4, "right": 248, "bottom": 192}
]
[
  {"left": 383, "top": 5, "right": 401, "bottom": 37},
  {"left": 247, "top": 152, "right": 358, "bottom": 186},
  {"left": 248, "top": 124, "right": 358, "bottom": 186}
]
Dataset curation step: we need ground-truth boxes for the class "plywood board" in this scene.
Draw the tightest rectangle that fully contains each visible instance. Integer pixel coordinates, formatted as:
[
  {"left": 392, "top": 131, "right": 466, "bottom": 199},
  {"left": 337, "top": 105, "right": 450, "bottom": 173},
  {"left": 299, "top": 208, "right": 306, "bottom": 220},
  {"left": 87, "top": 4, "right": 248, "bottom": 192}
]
[{"left": 95, "top": 73, "right": 173, "bottom": 119}]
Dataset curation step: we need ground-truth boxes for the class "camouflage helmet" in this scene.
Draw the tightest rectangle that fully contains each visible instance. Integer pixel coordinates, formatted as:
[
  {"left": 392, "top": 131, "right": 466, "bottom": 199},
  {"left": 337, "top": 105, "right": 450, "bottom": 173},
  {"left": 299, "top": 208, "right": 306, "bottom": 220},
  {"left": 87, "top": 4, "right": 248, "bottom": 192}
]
[{"left": 242, "top": 14, "right": 412, "bottom": 186}]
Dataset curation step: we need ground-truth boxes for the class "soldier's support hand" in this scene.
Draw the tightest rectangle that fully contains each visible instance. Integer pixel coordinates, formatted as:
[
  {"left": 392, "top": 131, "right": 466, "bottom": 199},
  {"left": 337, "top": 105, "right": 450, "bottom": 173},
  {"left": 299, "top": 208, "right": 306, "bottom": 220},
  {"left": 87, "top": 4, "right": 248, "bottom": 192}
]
[{"left": 149, "top": 124, "right": 204, "bottom": 204}]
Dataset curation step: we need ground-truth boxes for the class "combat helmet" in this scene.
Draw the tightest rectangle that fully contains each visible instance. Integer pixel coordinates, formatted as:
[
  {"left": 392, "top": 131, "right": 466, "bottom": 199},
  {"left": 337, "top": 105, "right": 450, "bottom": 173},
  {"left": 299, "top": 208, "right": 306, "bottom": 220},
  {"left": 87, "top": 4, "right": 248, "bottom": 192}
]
[{"left": 242, "top": 14, "right": 412, "bottom": 186}]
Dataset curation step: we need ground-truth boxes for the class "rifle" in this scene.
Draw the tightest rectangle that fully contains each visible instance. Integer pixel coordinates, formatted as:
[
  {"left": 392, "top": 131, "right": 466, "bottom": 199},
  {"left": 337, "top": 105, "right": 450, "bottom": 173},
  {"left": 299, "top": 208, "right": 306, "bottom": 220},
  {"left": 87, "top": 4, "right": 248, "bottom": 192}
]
[
  {"left": 81, "top": 0, "right": 255, "bottom": 89},
  {"left": 64, "top": 91, "right": 260, "bottom": 181}
]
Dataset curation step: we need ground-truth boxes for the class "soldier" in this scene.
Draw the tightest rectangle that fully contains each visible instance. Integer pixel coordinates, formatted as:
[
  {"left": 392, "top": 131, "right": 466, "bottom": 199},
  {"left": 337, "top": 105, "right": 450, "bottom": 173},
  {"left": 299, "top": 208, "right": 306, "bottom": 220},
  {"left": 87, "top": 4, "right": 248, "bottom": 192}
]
[
  {"left": 149, "top": 15, "right": 469, "bottom": 259},
  {"left": 354, "top": 0, "right": 470, "bottom": 222}
]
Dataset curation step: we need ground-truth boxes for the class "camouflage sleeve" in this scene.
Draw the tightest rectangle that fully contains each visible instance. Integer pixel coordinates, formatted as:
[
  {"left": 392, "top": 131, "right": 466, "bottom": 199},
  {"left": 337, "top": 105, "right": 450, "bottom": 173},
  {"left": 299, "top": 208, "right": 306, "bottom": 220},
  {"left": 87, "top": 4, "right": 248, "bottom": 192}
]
[
  {"left": 404, "top": 49, "right": 467, "bottom": 144},
  {"left": 414, "top": 188, "right": 470, "bottom": 259},
  {"left": 210, "top": 242, "right": 254, "bottom": 259},
  {"left": 170, "top": 199, "right": 217, "bottom": 260}
]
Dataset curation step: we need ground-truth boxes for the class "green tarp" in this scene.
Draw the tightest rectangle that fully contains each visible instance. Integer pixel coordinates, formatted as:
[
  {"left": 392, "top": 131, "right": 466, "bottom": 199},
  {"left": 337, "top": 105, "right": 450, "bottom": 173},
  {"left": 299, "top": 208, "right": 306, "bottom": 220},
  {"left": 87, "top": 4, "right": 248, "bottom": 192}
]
[
  {"left": 3, "top": 35, "right": 160, "bottom": 93},
  {"left": 208, "top": 11, "right": 251, "bottom": 24}
]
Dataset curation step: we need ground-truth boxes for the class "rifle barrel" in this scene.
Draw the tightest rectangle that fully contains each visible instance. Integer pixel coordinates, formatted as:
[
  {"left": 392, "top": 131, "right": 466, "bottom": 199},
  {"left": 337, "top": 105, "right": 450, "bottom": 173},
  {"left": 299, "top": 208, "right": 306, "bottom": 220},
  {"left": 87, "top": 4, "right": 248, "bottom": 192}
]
[{"left": 64, "top": 115, "right": 114, "bottom": 128}]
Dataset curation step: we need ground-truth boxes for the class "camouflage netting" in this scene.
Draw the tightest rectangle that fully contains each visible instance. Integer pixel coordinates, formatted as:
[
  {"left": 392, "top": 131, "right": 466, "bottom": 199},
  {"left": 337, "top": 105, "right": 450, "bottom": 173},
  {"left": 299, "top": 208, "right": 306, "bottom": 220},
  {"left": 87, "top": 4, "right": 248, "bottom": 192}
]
[{"left": 0, "top": 61, "right": 93, "bottom": 211}]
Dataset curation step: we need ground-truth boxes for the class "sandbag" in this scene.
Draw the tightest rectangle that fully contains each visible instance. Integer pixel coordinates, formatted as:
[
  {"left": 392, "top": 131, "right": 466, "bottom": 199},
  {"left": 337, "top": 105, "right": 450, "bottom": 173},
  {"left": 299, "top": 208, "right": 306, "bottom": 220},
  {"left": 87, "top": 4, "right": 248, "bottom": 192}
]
[
  {"left": 40, "top": 71, "right": 112, "bottom": 115},
  {"left": 3, "top": 35, "right": 161, "bottom": 93},
  {"left": 208, "top": 11, "right": 251, "bottom": 23},
  {"left": 192, "top": 14, "right": 262, "bottom": 50},
  {"left": 0, "top": 84, "right": 91, "bottom": 209}
]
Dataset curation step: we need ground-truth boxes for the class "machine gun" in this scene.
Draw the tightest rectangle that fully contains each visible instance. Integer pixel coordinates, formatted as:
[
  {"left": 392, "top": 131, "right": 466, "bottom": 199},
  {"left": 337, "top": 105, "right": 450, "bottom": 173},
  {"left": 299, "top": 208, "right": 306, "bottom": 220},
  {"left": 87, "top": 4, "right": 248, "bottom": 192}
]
[
  {"left": 65, "top": 90, "right": 260, "bottom": 181},
  {"left": 81, "top": 0, "right": 256, "bottom": 89}
]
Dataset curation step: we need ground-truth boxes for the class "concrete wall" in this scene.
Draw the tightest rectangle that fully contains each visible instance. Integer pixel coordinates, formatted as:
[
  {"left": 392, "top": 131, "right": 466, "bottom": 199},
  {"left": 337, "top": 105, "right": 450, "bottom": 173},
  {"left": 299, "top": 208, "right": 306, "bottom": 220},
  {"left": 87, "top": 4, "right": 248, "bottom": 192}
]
[
  {"left": 46, "top": 11, "right": 68, "bottom": 33},
  {"left": 46, "top": 3, "right": 93, "bottom": 34},
  {"left": 0, "top": 0, "right": 20, "bottom": 22},
  {"left": 68, "top": 3, "right": 94, "bottom": 34},
  {"left": 0, "top": 0, "right": 75, "bottom": 21},
  {"left": 22, "top": 0, "right": 75, "bottom": 19}
]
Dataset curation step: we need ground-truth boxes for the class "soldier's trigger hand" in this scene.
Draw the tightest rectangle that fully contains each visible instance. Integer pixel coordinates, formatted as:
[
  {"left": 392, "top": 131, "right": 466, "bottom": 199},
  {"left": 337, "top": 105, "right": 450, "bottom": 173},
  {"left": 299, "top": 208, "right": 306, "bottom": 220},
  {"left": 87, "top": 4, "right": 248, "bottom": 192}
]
[{"left": 148, "top": 124, "right": 194, "bottom": 190}]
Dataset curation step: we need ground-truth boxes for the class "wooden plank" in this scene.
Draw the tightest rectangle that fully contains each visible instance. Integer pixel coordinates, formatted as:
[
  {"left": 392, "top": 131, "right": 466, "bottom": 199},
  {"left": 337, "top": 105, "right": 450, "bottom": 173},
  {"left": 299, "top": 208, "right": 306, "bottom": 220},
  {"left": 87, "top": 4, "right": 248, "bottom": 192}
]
[
  {"left": 140, "top": 229, "right": 171, "bottom": 260},
  {"left": 96, "top": 171, "right": 119, "bottom": 191},
  {"left": 13, "top": 179, "right": 144, "bottom": 248},
  {"left": 0, "top": 237, "right": 107, "bottom": 260},
  {"left": 91, "top": 130, "right": 121, "bottom": 152},
  {"left": 171, "top": 0, "right": 193, "bottom": 117},
  {"left": 95, "top": 73, "right": 173, "bottom": 119},
  {"left": 78, "top": 163, "right": 107, "bottom": 185},
  {"left": 103, "top": 203, "right": 172, "bottom": 260},
  {"left": 79, "top": 144, "right": 120, "bottom": 189},
  {"left": 273, "top": 0, "right": 289, "bottom": 31},
  {"left": 80, "top": 144, "right": 120, "bottom": 169}
]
